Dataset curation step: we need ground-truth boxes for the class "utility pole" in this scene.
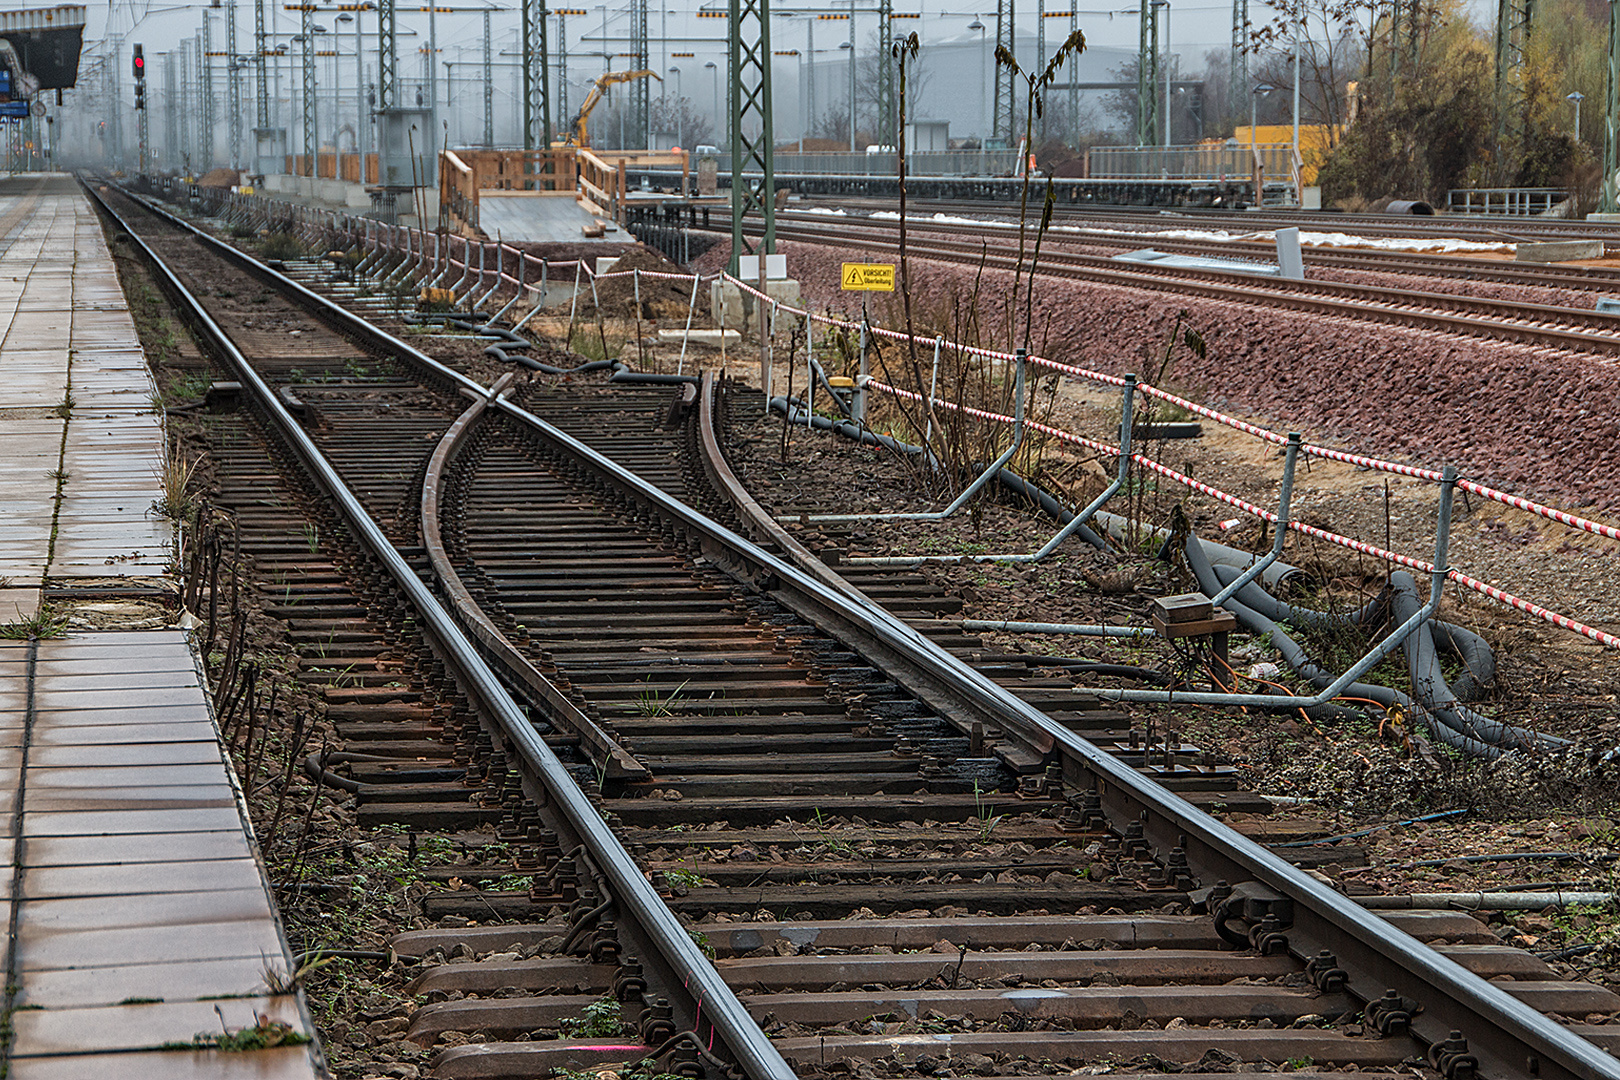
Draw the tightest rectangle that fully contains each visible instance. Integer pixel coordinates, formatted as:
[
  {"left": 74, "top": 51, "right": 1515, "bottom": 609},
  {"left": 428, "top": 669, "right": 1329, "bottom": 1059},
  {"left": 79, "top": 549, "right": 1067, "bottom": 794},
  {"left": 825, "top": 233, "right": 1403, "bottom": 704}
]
[
  {"left": 727, "top": 0, "right": 776, "bottom": 271},
  {"left": 254, "top": 0, "right": 274, "bottom": 175},
  {"left": 1494, "top": 0, "right": 1533, "bottom": 159},
  {"left": 1604, "top": 0, "right": 1618, "bottom": 212},
  {"left": 202, "top": 15, "right": 216, "bottom": 170},
  {"left": 1136, "top": 0, "right": 1157, "bottom": 145},
  {"left": 806, "top": 15, "right": 815, "bottom": 136},
  {"left": 631, "top": 0, "right": 649, "bottom": 146},
  {"left": 227, "top": 0, "right": 242, "bottom": 167},
  {"left": 482, "top": 8, "right": 493, "bottom": 145},
  {"left": 1229, "top": 0, "right": 1246, "bottom": 123},
  {"left": 379, "top": 0, "right": 396, "bottom": 117},
  {"left": 110, "top": 43, "right": 124, "bottom": 171},
  {"left": 181, "top": 43, "right": 193, "bottom": 172},
  {"left": 877, "top": 0, "right": 894, "bottom": 146},
  {"left": 165, "top": 53, "right": 178, "bottom": 171},
  {"left": 521, "top": 0, "right": 551, "bottom": 150},
  {"left": 558, "top": 10, "right": 576, "bottom": 122},
  {"left": 301, "top": 4, "right": 317, "bottom": 173},
  {"left": 428, "top": 4, "right": 439, "bottom": 145},
  {"left": 993, "top": 0, "right": 1013, "bottom": 142}
]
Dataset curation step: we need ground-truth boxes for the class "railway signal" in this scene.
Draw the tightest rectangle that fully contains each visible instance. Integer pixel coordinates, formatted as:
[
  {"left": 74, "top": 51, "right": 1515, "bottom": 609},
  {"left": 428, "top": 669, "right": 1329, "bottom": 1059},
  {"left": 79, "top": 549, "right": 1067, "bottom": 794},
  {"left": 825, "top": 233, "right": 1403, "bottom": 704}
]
[{"left": 133, "top": 43, "right": 149, "bottom": 174}]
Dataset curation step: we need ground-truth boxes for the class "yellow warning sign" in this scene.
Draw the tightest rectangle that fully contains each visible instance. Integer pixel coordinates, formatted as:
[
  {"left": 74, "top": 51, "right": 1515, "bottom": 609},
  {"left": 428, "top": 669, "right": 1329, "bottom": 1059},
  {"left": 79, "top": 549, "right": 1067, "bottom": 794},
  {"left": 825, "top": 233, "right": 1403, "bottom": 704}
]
[{"left": 841, "top": 262, "right": 895, "bottom": 291}]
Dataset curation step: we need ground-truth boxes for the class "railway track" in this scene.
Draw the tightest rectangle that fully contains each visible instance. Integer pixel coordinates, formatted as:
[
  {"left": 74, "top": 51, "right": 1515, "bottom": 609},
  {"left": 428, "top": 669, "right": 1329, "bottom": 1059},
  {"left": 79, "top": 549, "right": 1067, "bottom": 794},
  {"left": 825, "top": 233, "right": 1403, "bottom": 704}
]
[
  {"left": 778, "top": 208, "right": 1620, "bottom": 296},
  {"left": 753, "top": 218, "right": 1620, "bottom": 357},
  {"left": 809, "top": 197, "right": 1620, "bottom": 244},
  {"left": 92, "top": 179, "right": 1620, "bottom": 1080}
]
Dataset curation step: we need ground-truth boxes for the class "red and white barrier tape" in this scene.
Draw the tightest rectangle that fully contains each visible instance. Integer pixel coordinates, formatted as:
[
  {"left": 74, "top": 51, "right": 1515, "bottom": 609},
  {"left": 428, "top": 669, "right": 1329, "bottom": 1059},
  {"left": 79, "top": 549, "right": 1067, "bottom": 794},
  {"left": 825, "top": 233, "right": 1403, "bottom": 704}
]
[{"left": 870, "top": 380, "right": 1620, "bottom": 649}]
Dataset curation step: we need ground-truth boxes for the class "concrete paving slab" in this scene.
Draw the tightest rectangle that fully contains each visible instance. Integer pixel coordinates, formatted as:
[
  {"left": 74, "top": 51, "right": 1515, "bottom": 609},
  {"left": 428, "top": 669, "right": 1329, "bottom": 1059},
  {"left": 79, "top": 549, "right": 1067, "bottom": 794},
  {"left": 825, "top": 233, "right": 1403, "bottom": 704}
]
[
  {"left": 17, "top": 954, "right": 280, "bottom": 1009},
  {"left": 26, "top": 858, "right": 267, "bottom": 900},
  {"left": 20, "top": 888, "right": 275, "bottom": 933},
  {"left": 23, "top": 806, "right": 249, "bottom": 837},
  {"left": 10, "top": 995, "right": 308, "bottom": 1056},
  {"left": 31, "top": 722, "right": 221, "bottom": 745},
  {"left": 28, "top": 741, "right": 225, "bottom": 767},
  {"left": 27, "top": 764, "right": 229, "bottom": 787},
  {"left": 17, "top": 917, "right": 288, "bottom": 971},
  {"left": 26, "top": 830, "right": 253, "bottom": 866},
  {"left": 22, "top": 785, "right": 239, "bottom": 813},
  {"left": 11, "top": 1045, "right": 319, "bottom": 1078}
]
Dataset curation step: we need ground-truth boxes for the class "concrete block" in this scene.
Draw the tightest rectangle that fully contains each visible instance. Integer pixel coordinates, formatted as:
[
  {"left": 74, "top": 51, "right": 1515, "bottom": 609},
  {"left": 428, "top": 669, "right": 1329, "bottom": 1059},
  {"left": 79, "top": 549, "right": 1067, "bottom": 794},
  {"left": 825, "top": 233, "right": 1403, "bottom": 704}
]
[
  {"left": 657, "top": 328, "right": 741, "bottom": 347},
  {"left": 710, "top": 278, "right": 803, "bottom": 333},
  {"left": 1515, "top": 239, "right": 1605, "bottom": 263}
]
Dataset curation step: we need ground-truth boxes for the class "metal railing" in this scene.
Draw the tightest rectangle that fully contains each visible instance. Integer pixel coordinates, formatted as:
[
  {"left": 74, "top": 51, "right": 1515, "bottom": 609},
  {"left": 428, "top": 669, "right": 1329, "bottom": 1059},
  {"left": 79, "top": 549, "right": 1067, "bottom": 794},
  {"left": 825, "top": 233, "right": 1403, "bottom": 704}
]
[
  {"left": 1089, "top": 142, "right": 1297, "bottom": 180},
  {"left": 693, "top": 148, "right": 1022, "bottom": 176},
  {"left": 1446, "top": 188, "right": 1569, "bottom": 215}
]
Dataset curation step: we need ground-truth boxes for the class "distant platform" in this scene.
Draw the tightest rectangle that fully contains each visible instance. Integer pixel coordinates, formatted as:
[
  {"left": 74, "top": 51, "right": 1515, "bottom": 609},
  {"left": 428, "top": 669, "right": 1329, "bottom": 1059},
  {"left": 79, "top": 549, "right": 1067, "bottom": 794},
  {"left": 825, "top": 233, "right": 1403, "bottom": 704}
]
[{"left": 476, "top": 192, "right": 627, "bottom": 244}]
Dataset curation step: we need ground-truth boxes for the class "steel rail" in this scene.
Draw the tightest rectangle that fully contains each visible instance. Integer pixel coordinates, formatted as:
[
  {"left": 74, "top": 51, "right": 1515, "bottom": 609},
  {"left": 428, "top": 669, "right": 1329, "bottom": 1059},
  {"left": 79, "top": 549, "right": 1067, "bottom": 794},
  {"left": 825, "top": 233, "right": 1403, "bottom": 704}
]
[
  {"left": 806, "top": 195, "right": 1620, "bottom": 242},
  {"left": 683, "top": 381, "right": 1620, "bottom": 1080},
  {"left": 756, "top": 220, "right": 1620, "bottom": 356},
  {"left": 115, "top": 181, "right": 1620, "bottom": 1080},
  {"left": 420, "top": 373, "right": 651, "bottom": 783},
  {"left": 777, "top": 209, "right": 1620, "bottom": 292},
  {"left": 85, "top": 181, "right": 798, "bottom": 1080}
]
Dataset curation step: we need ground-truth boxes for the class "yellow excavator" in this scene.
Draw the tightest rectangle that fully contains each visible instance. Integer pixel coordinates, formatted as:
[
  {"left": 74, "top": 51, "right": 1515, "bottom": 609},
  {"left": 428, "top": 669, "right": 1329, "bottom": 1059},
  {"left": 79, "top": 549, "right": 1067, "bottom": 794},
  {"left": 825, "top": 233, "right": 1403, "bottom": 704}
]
[{"left": 557, "top": 68, "right": 662, "bottom": 148}]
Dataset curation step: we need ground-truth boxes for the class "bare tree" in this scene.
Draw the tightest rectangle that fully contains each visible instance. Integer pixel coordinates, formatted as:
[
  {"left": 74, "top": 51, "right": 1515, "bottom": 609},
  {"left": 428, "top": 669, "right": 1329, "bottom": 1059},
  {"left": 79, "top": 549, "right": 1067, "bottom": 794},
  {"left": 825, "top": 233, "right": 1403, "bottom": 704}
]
[{"left": 1248, "top": 0, "right": 1368, "bottom": 150}]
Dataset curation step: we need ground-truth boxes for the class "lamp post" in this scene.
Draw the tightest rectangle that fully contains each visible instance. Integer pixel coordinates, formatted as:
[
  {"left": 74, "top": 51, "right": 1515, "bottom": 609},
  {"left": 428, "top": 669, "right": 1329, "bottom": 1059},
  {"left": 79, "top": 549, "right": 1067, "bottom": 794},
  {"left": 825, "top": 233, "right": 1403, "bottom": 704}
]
[
  {"left": 806, "top": 15, "right": 816, "bottom": 138},
  {"left": 668, "top": 64, "right": 681, "bottom": 146},
  {"left": 1251, "top": 81, "right": 1273, "bottom": 204},
  {"left": 1569, "top": 91, "right": 1585, "bottom": 140},
  {"left": 337, "top": 11, "right": 356, "bottom": 168},
  {"left": 1291, "top": 8, "right": 1300, "bottom": 170},
  {"left": 313, "top": 22, "right": 329, "bottom": 163},
  {"left": 1153, "top": 0, "right": 1169, "bottom": 145},
  {"left": 969, "top": 18, "right": 985, "bottom": 143},
  {"left": 705, "top": 59, "right": 718, "bottom": 140}
]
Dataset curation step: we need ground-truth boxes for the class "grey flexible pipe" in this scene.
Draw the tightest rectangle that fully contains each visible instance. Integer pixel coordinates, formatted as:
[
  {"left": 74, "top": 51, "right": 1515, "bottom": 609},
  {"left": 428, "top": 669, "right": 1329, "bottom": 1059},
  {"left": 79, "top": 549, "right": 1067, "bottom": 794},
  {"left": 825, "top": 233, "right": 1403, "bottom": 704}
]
[
  {"left": 1430, "top": 619, "right": 1496, "bottom": 702},
  {"left": 769, "top": 397, "right": 1109, "bottom": 550},
  {"left": 483, "top": 342, "right": 617, "bottom": 375},
  {"left": 808, "top": 357, "right": 855, "bottom": 417},
  {"left": 1386, "top": 571, "right": 1562, "bottom": 752},
  {"left": 1188, "top": 543, "right": 1501, "bottom": 759},
  {"left": 762, "top": 392, "right": 1521, "bottom": 750}
]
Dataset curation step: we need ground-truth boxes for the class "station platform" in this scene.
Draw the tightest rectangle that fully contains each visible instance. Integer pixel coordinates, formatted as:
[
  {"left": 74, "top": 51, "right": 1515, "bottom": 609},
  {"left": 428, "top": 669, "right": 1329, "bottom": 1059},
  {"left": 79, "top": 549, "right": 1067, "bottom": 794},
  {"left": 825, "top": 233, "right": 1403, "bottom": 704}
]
[{"left": 0, "top": 175, "right": 321, "bottom": 1077}]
